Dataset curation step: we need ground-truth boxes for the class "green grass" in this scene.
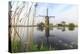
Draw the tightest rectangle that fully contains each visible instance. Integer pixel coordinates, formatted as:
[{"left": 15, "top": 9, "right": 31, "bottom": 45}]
[
  {"left": 11, "top": 40, "right": 50, "bottom": 52},
  {"left": 11, "top": 40, "right": 21, "bottom": 53},
  {"left": 29, "top": 42, "right": 49, "bottom": 51}
]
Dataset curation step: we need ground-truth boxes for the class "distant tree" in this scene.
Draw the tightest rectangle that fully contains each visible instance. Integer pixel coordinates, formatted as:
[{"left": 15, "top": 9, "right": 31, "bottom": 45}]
[
  {"left": 68, "top": 23, "right": 75, "bottom": 27},
  {"left": 37, "top": 22, "right": 44, "bottom": 27},
  {"left": 57, "top": 24, "right": 62, "bottom": 27}
]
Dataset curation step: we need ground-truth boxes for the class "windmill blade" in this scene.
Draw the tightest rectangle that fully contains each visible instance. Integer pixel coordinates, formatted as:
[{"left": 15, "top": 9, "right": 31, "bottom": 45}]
[
  {"left": 49, "top": 16, "right": 55, "bottom": 18},
  {"left": 35, "top": 15, "right": 45, "bottom": 17}
]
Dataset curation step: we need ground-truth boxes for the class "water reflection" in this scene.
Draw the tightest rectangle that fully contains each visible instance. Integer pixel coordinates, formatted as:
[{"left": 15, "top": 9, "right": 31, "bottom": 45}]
[
  {"left": 12, "top": 26, "right": 78, "bottom": 52},
  {"left": 37, "top": 26, "right": 76, "bottom": 31},
  {"left": 35, "top": 26, "right": 77, "bottom": 50},
  {"left": 37, "top": 26, "right": 44, "bottom": 31},
  {"left": 68, "top": 27, "right": 75, "bottom": 31}
]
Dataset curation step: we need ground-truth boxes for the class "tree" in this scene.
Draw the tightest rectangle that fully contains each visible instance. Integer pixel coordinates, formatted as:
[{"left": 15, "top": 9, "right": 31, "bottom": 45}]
[
  {"left": 37, "top": 22, "right": 44, "bottom": 27},
  {"left": 68, "top": 23, "right": 75, "bottom": 27},
  {"left": 57, "top": 24, "right": 62, "bottom": 27}
]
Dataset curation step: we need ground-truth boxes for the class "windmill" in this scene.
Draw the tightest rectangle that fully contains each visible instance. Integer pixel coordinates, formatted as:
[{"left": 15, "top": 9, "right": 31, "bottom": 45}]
[
  {"left": 37, "top": 8, "right": 55, "bottom": 28},
  {"left": 37, "top": 8, "right": 55, "bottom": 49}
]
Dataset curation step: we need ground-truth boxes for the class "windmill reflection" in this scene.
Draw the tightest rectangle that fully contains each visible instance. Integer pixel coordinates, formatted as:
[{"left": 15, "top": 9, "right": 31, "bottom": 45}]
[{"left": 36, "top": 25, "right": 76, "bottom": 50}]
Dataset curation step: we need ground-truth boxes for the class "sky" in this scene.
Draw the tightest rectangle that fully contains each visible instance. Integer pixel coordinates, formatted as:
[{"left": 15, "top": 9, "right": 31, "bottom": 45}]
[
  {"left": 35, "top": 2, "right": 78, "bottom": 25},
  {"left": 11, "top": 1, "right": 78, "bottom": 25}
]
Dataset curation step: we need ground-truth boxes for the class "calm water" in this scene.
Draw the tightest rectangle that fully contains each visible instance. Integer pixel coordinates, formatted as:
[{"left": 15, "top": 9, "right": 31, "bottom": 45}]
[{"left": 15, "top": 27, "right": 78, "bottom": 51}]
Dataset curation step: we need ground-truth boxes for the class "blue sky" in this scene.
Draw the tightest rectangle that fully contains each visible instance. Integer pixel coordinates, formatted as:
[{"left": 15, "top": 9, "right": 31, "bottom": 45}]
[
  {"left": 36, "top": 3, "right": 74, "bottom": 16},
  {"left": 35, "top": 2, "right": 78, "bottom": 24}
]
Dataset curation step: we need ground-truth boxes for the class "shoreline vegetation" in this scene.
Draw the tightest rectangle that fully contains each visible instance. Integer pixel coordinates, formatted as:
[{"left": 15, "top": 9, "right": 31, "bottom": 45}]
[
  {"left": 37, "top": 22, "right": 78, "bottom": 27},
  {"left": 10, "top": 23, "right": 78, "bottom": 27}
]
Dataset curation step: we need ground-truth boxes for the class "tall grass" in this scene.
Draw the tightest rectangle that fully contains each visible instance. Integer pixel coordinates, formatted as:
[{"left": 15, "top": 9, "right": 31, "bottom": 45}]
[{"left": 11, "top": 40, "right": 21, "bottom": 53}]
